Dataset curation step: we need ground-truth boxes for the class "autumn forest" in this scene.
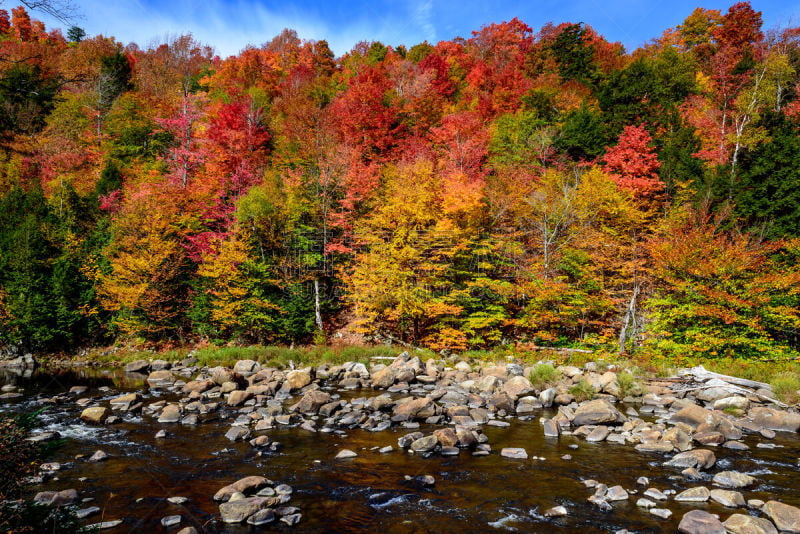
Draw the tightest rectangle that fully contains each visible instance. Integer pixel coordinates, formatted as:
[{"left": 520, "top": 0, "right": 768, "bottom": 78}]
[{"left": 1, "top": 2, "right": 799, "bottom": 362}]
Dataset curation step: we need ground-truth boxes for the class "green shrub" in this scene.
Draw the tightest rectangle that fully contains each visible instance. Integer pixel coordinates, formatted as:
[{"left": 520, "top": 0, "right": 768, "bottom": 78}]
[
  {"left": 569, "top": 379, "right": 595, "bottom": 402},
  {"left": 615, "top": 371, "right": 641, "bottom": 397},
  {"left": 770, "top": 372, "right": 800, "bottom": 405},
  {"left": 529, "top": 363, "right": 559, "bottom": 389}
]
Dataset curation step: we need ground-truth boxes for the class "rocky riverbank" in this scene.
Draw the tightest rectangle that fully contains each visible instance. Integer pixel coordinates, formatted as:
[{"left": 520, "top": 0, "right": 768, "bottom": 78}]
[{"left": 2, "top": 351, "right": 799, "bottom": 533}]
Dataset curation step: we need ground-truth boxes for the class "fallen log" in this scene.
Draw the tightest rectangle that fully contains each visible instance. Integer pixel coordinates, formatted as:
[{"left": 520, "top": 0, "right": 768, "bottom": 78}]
[{"left": 677, "top": 365, "right": 771, "bottom": 391}]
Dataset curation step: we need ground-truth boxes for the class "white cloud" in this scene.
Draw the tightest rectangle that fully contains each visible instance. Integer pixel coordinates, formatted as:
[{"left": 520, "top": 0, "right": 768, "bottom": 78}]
[{"left": 35, "top": 0, "right": 437, "bottom": 57}]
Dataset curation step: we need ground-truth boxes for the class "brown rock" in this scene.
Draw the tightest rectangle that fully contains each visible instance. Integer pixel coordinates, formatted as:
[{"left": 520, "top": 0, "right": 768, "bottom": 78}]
[
  {"left": 214, "top": 476, "right": 270, "bottom": 502},
  {"left": 80, "top": 406, "right": 109, "bottom": 424},
  {"left": 572, "top": 399, "right": 626, "bottom": 426},
  {"left": 763, "top": 501, "right": 800, "bottom": 533},
  {"left": 227, "top": 390, "right": 252, "bottom": 407},
  {"left": 677, "top": 510, "right": 725, "bottom": 534},
  {"left": 723, "top": 513, "right": 778, "bottom": 534},
  {"left": 433, "top": 428, "right": 458, "bottom": 448},
  {"left": 749, "top": 408, "right": 800, "bottom": 433}
]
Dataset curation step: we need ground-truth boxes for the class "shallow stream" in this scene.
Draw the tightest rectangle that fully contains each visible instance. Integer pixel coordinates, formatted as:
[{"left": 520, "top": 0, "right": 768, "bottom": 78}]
[{"left": 2, "top": 366, "right": 799, "bottom": 533}]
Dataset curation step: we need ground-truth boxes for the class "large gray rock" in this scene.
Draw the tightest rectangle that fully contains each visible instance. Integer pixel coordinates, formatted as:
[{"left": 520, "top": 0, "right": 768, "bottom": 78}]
[
  {"left": 290, "top": 390, "right": 331, "bottom": 414},
  {"left": 410, "top": 435, "right": 438, "bottom": 453},
  {"left": 233, "top": 359, "right": 260, "bottom": 376},
  {"left": 712, "top": 471, "right": 755, "bottom": 489},
  {"left": 371, "top": 366, "right": 398, "bottom": 389},
  {"left": 723, "top": 514, "right": 778, "bottom": 534},
  {"left": 664, "top": 449, "right": 716, "bottom": 470},
  {"left": 284, "top": 369, "right": 312, "bottom": 391},
  {"left": 214, "top": 476, "right": 270, "bottom": 502},
  {"left": 183, "top": 379, "right": 214, "bottom": 394},
  {"left": 749, "top": 408, "right": 800, "bottom": 433},
  {"left": 713, "top": 396, "right": 750, "bottom": 412},
  {"left": 572, "top": 399, "right": 626, "bottom": 426},
  {"left": 709, "top": 489, "right": 745, "bottom": 508},
  {"left": 147, "top": 370, "right": 175, "bottom": 388},
  {"left": 763, "top": 501, "right": 800, "bottom": 533},
  {"left": 227, "top": 390, "right": 252, "bottom": 407},
  {"left": 677, "top": 510, "right": 725, "bottom": 534},
  {"left": 502, "top": 376, "right": 533, "bottom": 399},
  {"left": 393, "top": 397, "right": 436, "bottom": 419},
  {"left": 670, "top": 405, "right": 715, "bottom": 429},
  {"left": 124, "top": 359, "right": 150, "bottom": 373},
  {"left": 219, "top": 496, "right": 274, "bottom": 523},
  {"left": 158, "top": 404, "right": 181, "bottom": 423},
  {"left": 674, "top": 487, "right": 710, "bottom": 502}
]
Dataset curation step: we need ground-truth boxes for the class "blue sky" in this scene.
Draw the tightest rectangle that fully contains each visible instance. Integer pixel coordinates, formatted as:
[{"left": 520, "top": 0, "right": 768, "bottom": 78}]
[{"left": 36, "top": 0, "right": 800, "bottom": 57}]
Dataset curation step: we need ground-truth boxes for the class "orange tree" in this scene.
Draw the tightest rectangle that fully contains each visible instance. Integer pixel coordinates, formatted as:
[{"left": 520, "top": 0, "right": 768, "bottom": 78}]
[{"left": 645, "top": 206, "right": 800, "bottom": 361}]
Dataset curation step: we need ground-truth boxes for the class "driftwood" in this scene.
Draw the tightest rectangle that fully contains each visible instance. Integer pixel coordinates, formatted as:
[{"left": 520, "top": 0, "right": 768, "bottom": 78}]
[
  {"left": 672, "top": 365, "right": 789, "bottom": 408},
  {"left": 678, "top": 365, "right": 771, "bottom": 390}
]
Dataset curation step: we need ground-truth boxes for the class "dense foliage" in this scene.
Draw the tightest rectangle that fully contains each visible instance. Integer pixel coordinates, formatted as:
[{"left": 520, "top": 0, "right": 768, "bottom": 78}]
[{"left": 0, "top": 3, "right": 799, "bottom": 360}]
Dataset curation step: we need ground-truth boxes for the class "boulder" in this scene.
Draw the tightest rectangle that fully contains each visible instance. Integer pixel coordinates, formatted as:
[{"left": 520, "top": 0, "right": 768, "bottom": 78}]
[
  {"left": 763, "top": 501, "right": 800, "bottom": 533},
  {"left": 677, "top": 510, "right": 725, "bottom": 534},
  {"left": 723, "top": 514, "right": 778, "bottom": 534},
  {"left": 709, "top": 489, "right": 745, "bottom": 508},
  {"left": 433, "top": 428, "right": 458, "bottom": 448},
  {"left": 670, "top": 405, "right": 715, "bottom": 429},
  {"left": 712, "top": 471, "right": 756, "bottom": 489},
  {"left": 124, "top": 360, "right": 150, "bottom": 373},
  {"left": 393, "top": 397, "right": 436, "bottom": 420},
  {"left": 227, "top": 390, "right": 252, "bottom": 407},
  {"left": 335, "top": 449, "right": 357, "bottom": 459},
  {"left": 214, "top": 476, "right": 270, "bottom": 502},
  {"left": 146, "top": 370, "right": 175, "bottom": 388},
  {"left": 219, "top": 496, "right": 273, "bottom": 523},
  {"left": 749, "top": 408, "right": 800, "bottom": 433},
  {"left": 572, "top": 399, "right": 626, "bottom": 426},
  {"left": 183, "top": 379, "right": 214, "bottom": 394},
  {"left": 410, "top": 435, "right": 438, "bottom": 453},
  {"left": 502, "top": 376, "right": 533, "bottom": 399},
  {"left": 158, "top": 404, "right": 181, "bottom": 423},
  {"left": 284, "top": 369, "right": 312, "bottom": 391},
  {"left": 664, "top": 450, "right": 716, "bottom": 470},
  {"left": 371, "top": 366, "right": 397, "bottom": 389},
  {"left": 80, "top": 406, "right": 109, "bottom": 424},
  {"left": 674, "top": 486, "right": 710, "bottom": 502},
  {"left": 713, "top": 396, "right": 750, "bottom": 412},
  {"left": 109, "top": 392, "right": 140, "bottom": 410},
  {"left": 290, "top": 390, "right": 331, "bottom": 414},
  {"left": 233, "top": 359, "right": 260, "bottom": 377}
]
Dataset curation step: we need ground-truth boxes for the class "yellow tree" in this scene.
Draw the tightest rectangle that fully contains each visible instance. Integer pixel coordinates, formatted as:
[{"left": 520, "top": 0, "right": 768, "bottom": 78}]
[
  {"left": 345, "top": 159, "right": 491, "bottom": 349},
  {"left": 97, "top": 186, "right": 189, "bottom": 340}
]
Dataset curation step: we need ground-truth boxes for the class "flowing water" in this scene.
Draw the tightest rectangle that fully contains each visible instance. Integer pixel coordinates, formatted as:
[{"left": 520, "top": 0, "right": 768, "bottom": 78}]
[{"left": 2, "top": 366, "right": 799, "bottom": 533}]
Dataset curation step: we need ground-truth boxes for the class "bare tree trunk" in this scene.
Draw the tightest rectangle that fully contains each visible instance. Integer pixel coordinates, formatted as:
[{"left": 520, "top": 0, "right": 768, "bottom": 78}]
[
  {"left": 618, "top": 284, "right": 640, "bottom": 353},
  {"left": 314, "top": 278, "right": 323, "bottom": 331}
]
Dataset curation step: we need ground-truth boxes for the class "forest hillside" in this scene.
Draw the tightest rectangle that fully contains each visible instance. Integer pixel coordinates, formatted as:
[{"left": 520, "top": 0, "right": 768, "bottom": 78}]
[{"left": 0, "top": 2, "right": 799, "bottom": 361}]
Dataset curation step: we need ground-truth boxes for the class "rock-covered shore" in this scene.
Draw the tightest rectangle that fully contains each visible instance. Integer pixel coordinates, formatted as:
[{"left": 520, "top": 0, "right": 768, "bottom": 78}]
[{"left": 6, "top": 351, "right": 800, "bottom": 532}]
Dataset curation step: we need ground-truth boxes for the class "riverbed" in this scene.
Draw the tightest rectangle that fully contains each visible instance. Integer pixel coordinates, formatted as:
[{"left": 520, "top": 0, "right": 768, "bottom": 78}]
[{"left": 1, "top": 364, "right": 799, "bottom": 533}]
